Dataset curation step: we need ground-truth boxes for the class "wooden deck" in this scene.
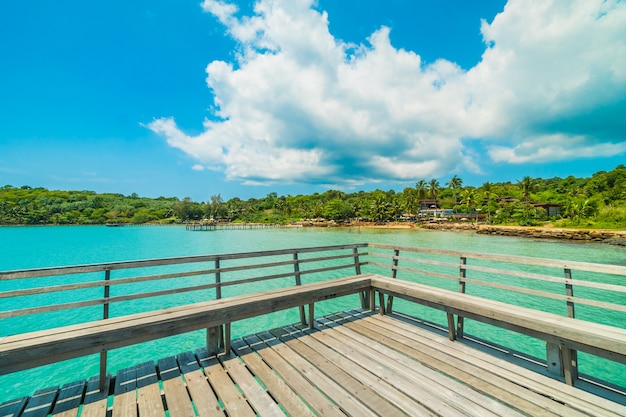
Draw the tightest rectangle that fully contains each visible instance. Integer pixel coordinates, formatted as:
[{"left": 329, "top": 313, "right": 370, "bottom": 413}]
[{"left": 2, "top": 310, "right": 624, "bottom": 417}]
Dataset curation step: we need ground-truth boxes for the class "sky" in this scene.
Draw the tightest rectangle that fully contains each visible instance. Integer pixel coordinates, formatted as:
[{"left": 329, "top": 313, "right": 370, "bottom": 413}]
[{"left": 1, "top": 0, "right": 625, "bottom": 202}]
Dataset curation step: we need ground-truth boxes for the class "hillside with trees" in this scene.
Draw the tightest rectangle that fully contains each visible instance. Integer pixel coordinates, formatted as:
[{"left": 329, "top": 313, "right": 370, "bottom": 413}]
[{"left": 1, "top": 165, "right": 625, "bottom": 229}]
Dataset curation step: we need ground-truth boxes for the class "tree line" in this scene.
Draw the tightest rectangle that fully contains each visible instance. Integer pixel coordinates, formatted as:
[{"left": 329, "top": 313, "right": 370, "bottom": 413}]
[{"left": 1, "top": 165, "right": 625, "bottom": 228}]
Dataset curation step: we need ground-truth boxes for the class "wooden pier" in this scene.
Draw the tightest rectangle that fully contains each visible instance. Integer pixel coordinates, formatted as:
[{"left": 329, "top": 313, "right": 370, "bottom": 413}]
[
  {"left": 1, "top": 244, "right": 626, "bottom": 416},
  {"left": 185, "top": 222, "right": 291, "bottom": 231},
  {"left": 2, "top": 309, "right": 625, "bottom": 417}
]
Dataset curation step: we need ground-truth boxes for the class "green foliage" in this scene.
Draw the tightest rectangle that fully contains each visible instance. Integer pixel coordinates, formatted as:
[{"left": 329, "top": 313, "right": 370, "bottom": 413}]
[{"left": 1, "top": 165, "right": 625, "bottom": 228}]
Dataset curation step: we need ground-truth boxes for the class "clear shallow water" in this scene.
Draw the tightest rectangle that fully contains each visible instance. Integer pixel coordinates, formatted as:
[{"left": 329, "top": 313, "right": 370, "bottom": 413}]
[{"left": 0, "top": 225, "right": 624, "bottom": 402}]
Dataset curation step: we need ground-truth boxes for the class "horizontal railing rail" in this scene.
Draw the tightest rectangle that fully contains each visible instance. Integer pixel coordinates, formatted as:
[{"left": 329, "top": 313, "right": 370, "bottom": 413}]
[
  {"left": 366, "top": 243, "right": 626, "bottom": 317},
  {"left": 0, "top": 244, "right": 369, "bottom": 320}
]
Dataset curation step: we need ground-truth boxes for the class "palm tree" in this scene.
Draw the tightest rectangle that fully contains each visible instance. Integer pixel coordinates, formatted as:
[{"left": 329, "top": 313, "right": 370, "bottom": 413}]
[
  {"left": 517, "top": 176, "right": 535, "bottom": 218},
  {"left": 402, "top": 187, "right": 418, "bottom": 218},
  {"left": 415, "top": 180, "right": 428, "bottom": 201},
  {"left": 369, "top": 193, "right": 391, "bottom": 222},
  {"left": 482, "top": 182, "right": 497, "bottom": 224},
  {"left": 446, "top": 175, "right": 463, "bottom": 205},
  {"left": 428, "top": 179, "right": 440, "bottom": 202},
  {"left": 461, "top": 189, "right": 477, "bottom": 222}
]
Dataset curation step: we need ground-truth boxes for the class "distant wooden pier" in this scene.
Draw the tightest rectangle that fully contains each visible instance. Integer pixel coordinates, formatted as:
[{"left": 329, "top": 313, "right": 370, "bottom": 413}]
[
  {"left": 1, "top": 244, "right": 626, "bottom": 415},
  {"left": 186, "top": 222, "right": 291, "bottom": 231}
]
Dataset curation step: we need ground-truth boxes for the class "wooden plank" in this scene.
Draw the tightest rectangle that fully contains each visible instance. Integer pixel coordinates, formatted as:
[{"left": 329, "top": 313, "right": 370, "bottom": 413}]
[
  {"left": 310, "top": 322, "right": 511, "bottom": 417},
  {"left": 21, "top": 386, "right": 58, "bottom": 417},
  {"left": 231, "top": 338, "right": 316, "bottom": 417},
  {"left": 372, "top": 313, "right": 626, "bottom": 417},
  {"left": 52, "top": 379, "right": 85, "bottom": 417},
  {"left": 243, "top": 334, "right": 346, "bottom": 417},
  {"left": 156, "top": 356, "right": 195, "bottom": 417},
  {"left": 0, "top": 397, "right": 27, "bottom": 417},
  {"left": 316, "top": 318, "right": 523, "bottom": 417},
  {"left": 196, "top": 347, "right": 256, "bottom": 417},
  {"left": 112, "top": 366, "right": 137, "bottom": 417},
  {"left": 80, "top": 375, "right": 110, "bottom": 417},
  {"left": 286, "top": 326, "right": 440, "bottom": 417},
  {"left": 176, "top": 351, "right": 224, "bottom": 417},
  {"left": 218, "top": 350, "right": 285, "bottom": 417},
  {"left": 264, "top": 329, "right": 378, "bottom": 417},
  {"left": 345, "top": 316, "right": 591, "bottom": 417},
  {"left": 136, "top": 362, "right": 165, "bottom": 417}
]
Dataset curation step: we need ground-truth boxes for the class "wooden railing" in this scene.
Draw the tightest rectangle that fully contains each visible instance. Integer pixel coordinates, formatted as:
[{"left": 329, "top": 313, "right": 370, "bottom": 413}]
[
  {"left": 0, "top": 243, "right": 369, "bottom": 386},
  {"left": 0, "top": 244, "right": 368, "bottom": 319},
  {"left": 1, "top": 242, "right": 625, "bottom": 389},
  {"left": 366, "top": 243, "right": 626, "bottom": 384}
]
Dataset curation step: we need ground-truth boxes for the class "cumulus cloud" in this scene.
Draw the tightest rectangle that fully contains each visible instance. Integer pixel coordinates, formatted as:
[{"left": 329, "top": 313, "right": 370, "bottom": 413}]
[{"left": 148, "top": 0, "right": 626, "bottom": 186}]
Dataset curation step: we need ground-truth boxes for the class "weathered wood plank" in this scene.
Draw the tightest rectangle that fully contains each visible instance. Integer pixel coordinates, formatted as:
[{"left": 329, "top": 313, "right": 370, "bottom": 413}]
[
  {"left": 371, "top": 313, "right": 626, "bottom": 417},
  {"left": 231, "top": 338, "right": 316, "bottom": 417},
  {"left": 80, "top": 375, "right": 110, "bottom": 417},
  {"left": 21, "top": 386, "right": 58, "bottom": 417},
  {"left": 308, "top": 322, "right": 511, "bottom": 417},
  {"left": 51, "top": 379, "right": 85, "bottom": 417},
  {"left": 157, "top": 356, "right": 195, "bottom": 417},
  {"left": 243, "top": 334, "right": 346, "bottom": 417},
  {"left": 176, "top": 351, "right": 224, "bottom": 417},
  {"left": 136, "top": 362, "right": 165, "bottom": 417},
  {"left": 219, "top": 350, "right": 285, "bottom": 417},
  {"left": 344, "top": 316, "right": 589, "bottom": 417},
  {"left": 263, "top": 329, "right": 378, "bottom": 417},
  {"left": 0, "top": 397, "right": 27, "bottom": 417},
  {"left": 196, "top": 347, "right": 256, "bottom": 417},
  {"left": 112, "top": 366, "right": 137, "bottom": 417},
  {"left": 283, "top": 326, "right": 436, "bottom": 417},
  {"left": 317, "top": 317, "right": 524, "bottom": 417}
]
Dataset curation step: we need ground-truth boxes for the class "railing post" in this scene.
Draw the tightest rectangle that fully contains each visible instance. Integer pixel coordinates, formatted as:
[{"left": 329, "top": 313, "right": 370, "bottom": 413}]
[
  {"left": 294, "top": 252, "right": 307, "bottom": 326},
  {"left": 447, "top": 313, "right": 456, "bottom": 341},
  {"left": 207, "top": 258, "right": 225, "bottom": 355},
  {"left": 384, "top": 249, "right": 400, "bottom": 314},
  {"left": 563, "top": 268, "right": 578, "bottom": 384},
  {"left": 456, "top": 257, "right": 467, "bottom": 338},
  {"left": 565, "top": 268, "right": 575, "bottom": 318},
  {"left": 207, "top": 325, "right": 224, "bottom": 356},
  {"left": 308, "top": 303, "right": 315, "bottom": 330},
  {"left": 100, "top": 269, "right": 111, "bottom": 392},
  {"left": 103, "top": 269, "right": 111, "bottom": 320},
  {"left": 354, "top": 246, "right": 369, "bottom": 309},
  {"left": 353, "top": 246, "right": 362, "bottom": 275},
  {"left": 215, "top": 258, "right": 222, "bottom": 300}
]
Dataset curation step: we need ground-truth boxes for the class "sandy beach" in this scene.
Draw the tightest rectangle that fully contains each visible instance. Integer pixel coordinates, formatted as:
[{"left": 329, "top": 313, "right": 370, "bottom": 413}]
[{"left": 342, "top": 221, "right": 626, "bottom": 245}]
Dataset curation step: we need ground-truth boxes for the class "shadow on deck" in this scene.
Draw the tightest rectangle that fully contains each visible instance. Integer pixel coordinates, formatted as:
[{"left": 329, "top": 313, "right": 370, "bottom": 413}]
[{"left": 2, "top": 309, "right": 625, "bottom": 417}]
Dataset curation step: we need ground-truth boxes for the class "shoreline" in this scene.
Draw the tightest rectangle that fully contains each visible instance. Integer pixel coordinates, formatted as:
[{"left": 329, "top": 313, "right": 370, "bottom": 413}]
[{"left": 348, "top": 221, "right": 626, "bottom": 246}]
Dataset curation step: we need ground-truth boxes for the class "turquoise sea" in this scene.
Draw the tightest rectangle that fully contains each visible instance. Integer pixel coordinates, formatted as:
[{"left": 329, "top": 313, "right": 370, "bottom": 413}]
[{"left": 1, "top": 225, "right": 625, "bottom": 402}]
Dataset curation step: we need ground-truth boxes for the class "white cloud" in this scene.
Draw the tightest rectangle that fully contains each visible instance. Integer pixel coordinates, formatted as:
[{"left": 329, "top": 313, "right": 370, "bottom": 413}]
[
  {"left": 488, "top": 134, "right": 626, "bottom": 164},
  {"left": 149, "top": 0, "right": 626, "bottom": 185}
]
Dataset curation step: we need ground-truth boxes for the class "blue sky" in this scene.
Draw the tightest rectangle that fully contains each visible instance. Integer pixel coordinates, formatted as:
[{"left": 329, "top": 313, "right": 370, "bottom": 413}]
[{"left": 1, "top": 1, "right": 625, "bottom": 202}]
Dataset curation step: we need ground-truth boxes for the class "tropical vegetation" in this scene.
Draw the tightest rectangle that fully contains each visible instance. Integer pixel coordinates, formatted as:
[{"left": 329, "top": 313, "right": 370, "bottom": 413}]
[{"left": 1, "top": 165, "right": 625, "bottom": 229}]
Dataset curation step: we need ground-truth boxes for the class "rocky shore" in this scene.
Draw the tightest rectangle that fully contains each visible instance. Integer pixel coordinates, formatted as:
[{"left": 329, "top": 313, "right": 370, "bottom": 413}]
[{"left": 419, "top": 222, "right": 626, "bottom": 246}]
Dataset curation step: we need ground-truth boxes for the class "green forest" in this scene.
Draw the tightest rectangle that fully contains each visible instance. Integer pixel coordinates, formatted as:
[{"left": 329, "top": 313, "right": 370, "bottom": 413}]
[{"left": 1, "top": 165, "right": 625, "bottom": 229}]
